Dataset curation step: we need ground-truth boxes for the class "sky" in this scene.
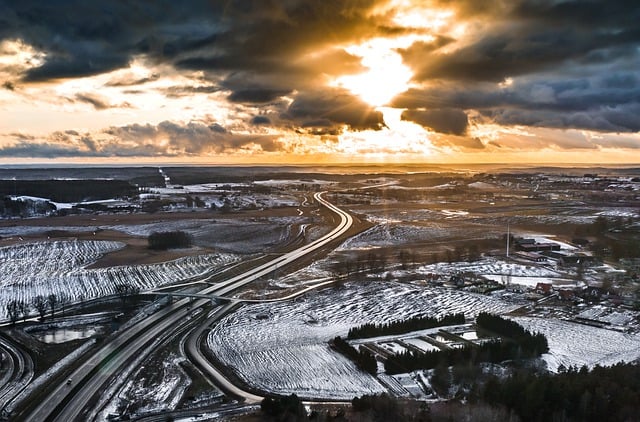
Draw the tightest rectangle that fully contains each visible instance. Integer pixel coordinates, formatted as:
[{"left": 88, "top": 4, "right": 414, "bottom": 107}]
[{"left": 0, "top": 0, "right": 639, "bottom": 165}]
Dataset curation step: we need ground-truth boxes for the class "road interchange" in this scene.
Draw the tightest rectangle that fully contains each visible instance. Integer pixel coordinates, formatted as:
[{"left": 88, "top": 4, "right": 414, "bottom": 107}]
[{"left": 24, "top": 191, "right": 353, "bottom": 421}]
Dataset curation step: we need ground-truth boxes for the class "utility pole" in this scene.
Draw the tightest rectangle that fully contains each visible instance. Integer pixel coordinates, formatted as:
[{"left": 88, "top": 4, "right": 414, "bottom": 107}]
[{"left": 506, "top": 222, "right": 510, "bottom": 258}]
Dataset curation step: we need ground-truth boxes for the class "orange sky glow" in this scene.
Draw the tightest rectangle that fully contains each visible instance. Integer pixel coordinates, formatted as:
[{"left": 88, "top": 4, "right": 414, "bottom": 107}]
[{"left": 0, "top": 1, "right": 639, "bottom": 164}]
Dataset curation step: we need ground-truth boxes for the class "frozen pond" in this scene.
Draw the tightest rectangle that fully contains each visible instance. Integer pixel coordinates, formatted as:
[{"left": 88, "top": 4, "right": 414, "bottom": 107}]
[{"left": 31, "top": 326, "right": 102, "bottom": 343}]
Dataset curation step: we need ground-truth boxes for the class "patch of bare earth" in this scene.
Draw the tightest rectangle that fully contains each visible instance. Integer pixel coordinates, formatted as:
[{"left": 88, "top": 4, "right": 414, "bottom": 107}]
[{"left": 0, "top": 207, "right": 304, "bottom": 268}]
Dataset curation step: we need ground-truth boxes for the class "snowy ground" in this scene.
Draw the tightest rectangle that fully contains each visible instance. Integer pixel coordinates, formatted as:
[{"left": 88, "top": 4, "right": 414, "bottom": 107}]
[
  {"left": 0, "top": 216, "right": 301, "bottom": 254},
  {"left": 408, "top": 257, "right": 593, "bottom": 289},
  {"left": 147, "top": 185, "right": 300, "bottom": 209},
  {"left": 513, "top": 317, "right": 640, "bottom": 372},
  {"left": 107, "top": 217, "right": 299, "bottom": 253},
  {"left": 207, "top": 281, "right": 516, "bottom": 399},
  {"left": 100, "top": 352, "right": 194, "bottom": 417},
  {"left": 338, "top": 222, "right": 484, "bottom": 250},
  {"left": 0, "top": 240, "right": 238, "bottom": 320}
]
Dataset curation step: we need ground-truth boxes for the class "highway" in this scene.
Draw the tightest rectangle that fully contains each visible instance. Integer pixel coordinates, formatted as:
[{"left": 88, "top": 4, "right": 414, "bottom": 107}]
[
  {"left": 0, "top": 335, "right": 33, "bottom": 417},
  {"left": 24, "top": 192, "right": 352, "bottom": 421},
  {"left": 185, "top": 302, "right": 264, "bottom": 403},
  {"left": 184, "top": 277, "right": 342, "bottom": 404}
]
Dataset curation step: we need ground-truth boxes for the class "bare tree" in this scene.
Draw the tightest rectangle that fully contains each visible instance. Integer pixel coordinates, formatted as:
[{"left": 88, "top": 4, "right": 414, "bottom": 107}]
[
  {"left": 47, "top": 294, "right": 58, "bottom": 319},
  {"left": 114, "top": 283, "right": 140, "bottom": 307},
  {"left": 33, "top": 295, "right": 48, "bottom": 319},
  {"left": 58, "top": 293, "right": 69, "bottom": 317},
  {"left": 6, "top": 300, "right": 21, "bottom": 325},
  {"left": 397, "top": 250, "right": 414, "bottom": 270},
  {"left": 18, "top": 301, "right": 29, "bottom": 322},
  {"left": 445, "top": 249, "right": 454, "bottom": 264}
]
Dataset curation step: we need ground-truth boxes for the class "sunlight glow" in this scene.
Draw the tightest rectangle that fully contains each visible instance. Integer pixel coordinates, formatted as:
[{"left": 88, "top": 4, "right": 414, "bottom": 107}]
[
  {"left": 337, "top": 107, "right": 434, "bottom": 156},
  {"left": 391, "top": 2, "right": 453, "bottom": 31},
  {"left": 331, "top": 36, "right": 427, "bottom": 107},
  {"left": 0, "top": 39, "right": 46, "bottom": 76}
]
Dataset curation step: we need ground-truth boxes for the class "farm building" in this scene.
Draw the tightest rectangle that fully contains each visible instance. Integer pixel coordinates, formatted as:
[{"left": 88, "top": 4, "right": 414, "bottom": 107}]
[{"left": 514, "top": 251, "right": 547, "bottom": 262}]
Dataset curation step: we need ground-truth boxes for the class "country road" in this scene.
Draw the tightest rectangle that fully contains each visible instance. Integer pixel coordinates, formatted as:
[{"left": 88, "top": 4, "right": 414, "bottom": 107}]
[{"left": 23, "top": 191, "right": 353, "bottom": 421}]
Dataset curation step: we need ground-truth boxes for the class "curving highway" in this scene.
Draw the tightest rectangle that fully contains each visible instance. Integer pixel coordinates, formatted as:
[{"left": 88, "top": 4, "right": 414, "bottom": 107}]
[
  {"left": 0, "top": 335, "right": 33, "bottom": 417},
  {"left": 185, "top": 302, "right": 264, "bottom": 403},
  {"left": 24, "top": 191, "right": 352, "bottom": 421},
  {"left": 184, "top": 277, "right": 343, "bottom": 404}
]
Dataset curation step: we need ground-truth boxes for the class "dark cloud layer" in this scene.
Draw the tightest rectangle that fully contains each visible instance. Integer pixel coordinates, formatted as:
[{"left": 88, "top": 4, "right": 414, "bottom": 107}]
[
  {"left": 286, "top": 89, "right": 385, "bottom": 131},
  {"left": 401, "top": 108, "right": 468, "bottom": 135},
  {"left": 395, "top": 0, "right": 640, "bottom": 135},
  {"left": 1, "top": 0, "right": 639, "bottom": 152},
  {"left": 0, "top": 120, "right": 283, "bottom": 157}
]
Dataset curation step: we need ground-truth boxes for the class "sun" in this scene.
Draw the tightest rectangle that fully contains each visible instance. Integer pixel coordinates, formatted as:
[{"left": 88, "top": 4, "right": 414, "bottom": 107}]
[{"left": 331, "top": 37, "right": 418, "bottom": 107}]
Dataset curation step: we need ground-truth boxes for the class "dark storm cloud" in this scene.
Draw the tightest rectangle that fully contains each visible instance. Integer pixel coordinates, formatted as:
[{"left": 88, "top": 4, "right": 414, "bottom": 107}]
[
  {"left": 3, "top": 0, "right": 640, "bottom": 140},
  {"left": 0, "top": 142, "right": 95, "bottom": 158},
  {"left": 401, "top": 108, "right": 468, "bottom": 135},
  {"left": 228, "top": 88, "right": 292, "bottom": 104},
  {"left": 393, "top": 67, "right": 640, "bottom": 133},
  {"left": 1, "top": 1, "right": 388, "bottom": 83},
  {"left": 1, "top": 0, "right": 395, "bottom": 134},
  {"left": 0, "top": 1, "right": 228, "bottom": 81},
  {"left": 430, "top": 135, "right": 485, "bottom": 150},
  {"left": 486, "top": 103, "right": 640, "bottom": 133},
  {"left": 405, "top": 25, "right": 640, "bottom": 83},
  {"left": 286, "top": 89, "right": 385, "bottom": 131},
  {"left": 394, "top": 0, "right": 640, "bottom": 135},
  {"left": 250, "top": 115, "right": 271, "bottom": 125},
  {"left": 103, "top": 120, "right": 283, "bottom": 155}
]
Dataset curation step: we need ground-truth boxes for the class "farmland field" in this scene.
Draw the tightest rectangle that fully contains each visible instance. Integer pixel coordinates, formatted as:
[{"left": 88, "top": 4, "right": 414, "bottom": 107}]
[
  {"left": 207, "top": 281, "right": 516, "bottom": 399},
  {"left": 513, "top": 317, "right": 640, "bottom": 372},
  {"left": 0, "top": 240, "right": 238, "bottom": 320}
]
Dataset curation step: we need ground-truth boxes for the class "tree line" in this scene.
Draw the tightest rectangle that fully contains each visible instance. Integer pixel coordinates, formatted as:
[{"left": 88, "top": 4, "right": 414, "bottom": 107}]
[
  {"left": 0, "top": 179, "right": 137, "bottom": 203},
  {"left": 330, "top": 336, "right": 377, "bottom": 375},
  {"left": 384, "top": 336, "right": 547, "bottom": 375},
  {"left": 260, "top": 392, "right": 430, "bottom": 421},
  {"left": 6, "top": 293, "right": 68, "bottom": 324},
  {"left": 5, "top": 281, "right": 141, "bottom": 324},
  {"left": 348, "top": 313, "right": 465, "bottom": 340},
  {"left": 147, "top": 230, "right": 193, "bottom": 250},
  {"left": 477, "top": 362, "right": 640, "bottom": 422},
  {"left": 476, "top": 312, "right": 548, "bottom": 352},
  {"left": 574, "top": 215, "right": 640, "bottom": 260},
  {"left": 384, "top": 314, "right": 548, "bottom": 374}
]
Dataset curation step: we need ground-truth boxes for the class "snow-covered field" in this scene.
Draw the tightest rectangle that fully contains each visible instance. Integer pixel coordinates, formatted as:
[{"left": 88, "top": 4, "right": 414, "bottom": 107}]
[
  {"left": 0, "top": 240, "right": 238, "bottom": 320},
  {"left": 416, "top": 258, "right": 560, "bottom": 278},
  {"left": 513, "top": 317, "right": 640, "bottom": 372},
  {"left": 147, "top": 184, "right": 300, "bottom": 209},
  {"left": 207, "top": 281, "right": 516, "bottom": 399},
  {"left": 339, "top": 223, "right": 474, "bottom": 249},
  {"left": 107, "top": 217, "right": 297, "bottom": 253},
  {"left": 0, "top": 216, "right": 301, "bottom": 254},
  {"left": 102, "top": 353, "right": 193, "bottom": 417},
  {"left": 406, "top": 257, "right": 587, "bottom": 289}
]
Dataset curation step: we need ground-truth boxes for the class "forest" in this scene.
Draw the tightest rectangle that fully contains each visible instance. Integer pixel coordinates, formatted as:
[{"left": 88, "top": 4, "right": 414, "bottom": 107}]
[
  {"left": 384, "top": 314, "right": 548, "bottom": 374},
  {"left": 347, "top": 313, "right": 465, "bottom": 339},
  {"left": 331, "top": 336, "right": 377, "bottom": 375},
  {"left": 147, "top": 231, "right": 193, "bottom": 250},
  {"left": 477, "top": 363, "right": 640, "bottom": 422}
]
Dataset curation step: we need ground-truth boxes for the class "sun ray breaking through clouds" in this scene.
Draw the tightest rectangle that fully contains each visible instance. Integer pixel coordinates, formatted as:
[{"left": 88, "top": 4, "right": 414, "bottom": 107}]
[{"left": 0, "top": 0, "right": 638, "bottom": 164}]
